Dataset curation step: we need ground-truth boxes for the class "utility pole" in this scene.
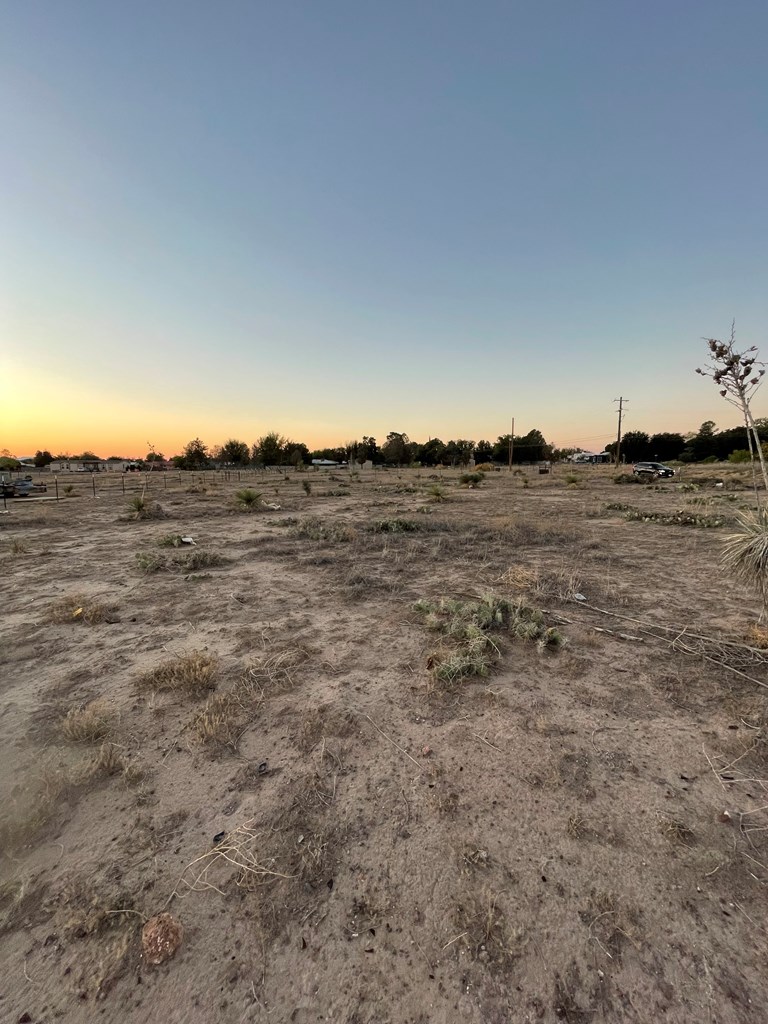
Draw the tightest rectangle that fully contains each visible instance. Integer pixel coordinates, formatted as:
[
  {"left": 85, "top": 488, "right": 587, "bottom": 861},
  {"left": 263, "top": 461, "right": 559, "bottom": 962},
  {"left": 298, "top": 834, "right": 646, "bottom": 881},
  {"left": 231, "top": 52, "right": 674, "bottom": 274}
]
[
  {"left": 613, "top": 397, "right": 627, "bottom": 466},
  {"left": 508, "top": 417, "right": 515, "bottom": 471}
]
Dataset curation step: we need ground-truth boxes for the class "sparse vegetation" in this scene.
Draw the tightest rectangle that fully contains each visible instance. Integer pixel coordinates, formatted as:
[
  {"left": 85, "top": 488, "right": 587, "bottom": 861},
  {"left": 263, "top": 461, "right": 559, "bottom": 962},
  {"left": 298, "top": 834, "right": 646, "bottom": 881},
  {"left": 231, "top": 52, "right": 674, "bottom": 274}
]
[
  {"left": 48, "top": 594, "right": 116, "bottom": 624},
  {"left": 60, "top": 701, "right": 114, "bottom": 742},
  {"left": 459, "top": 471, "right": 485, "bottom": 488},
  {"left": 137, "top": 651, "right": 217, "bottom": 697},
  {"left": 415, "top": 594, "right": 564, "bottom": 688},
  {"left": 425, "top": 483, "right": 448, "bottom": 503},
  {"left": 127, "top": 495, "right": 166, "bottom": 520}
]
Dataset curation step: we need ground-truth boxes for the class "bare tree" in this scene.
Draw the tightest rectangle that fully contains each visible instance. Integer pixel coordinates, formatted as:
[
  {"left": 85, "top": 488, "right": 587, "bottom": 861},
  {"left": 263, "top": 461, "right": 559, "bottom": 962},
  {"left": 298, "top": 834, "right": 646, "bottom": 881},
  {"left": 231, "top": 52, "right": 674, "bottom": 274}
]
[{"left": 697, "top": 323, "right": 768, "bottom": 499}]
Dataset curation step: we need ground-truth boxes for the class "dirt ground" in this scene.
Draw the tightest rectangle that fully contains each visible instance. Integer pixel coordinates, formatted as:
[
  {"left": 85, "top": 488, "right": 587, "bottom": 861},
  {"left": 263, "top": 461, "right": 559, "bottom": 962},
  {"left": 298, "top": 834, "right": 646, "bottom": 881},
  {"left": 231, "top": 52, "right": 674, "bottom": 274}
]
[{"left": 2, "top": 463, "right": 768, "bottom": 1024}]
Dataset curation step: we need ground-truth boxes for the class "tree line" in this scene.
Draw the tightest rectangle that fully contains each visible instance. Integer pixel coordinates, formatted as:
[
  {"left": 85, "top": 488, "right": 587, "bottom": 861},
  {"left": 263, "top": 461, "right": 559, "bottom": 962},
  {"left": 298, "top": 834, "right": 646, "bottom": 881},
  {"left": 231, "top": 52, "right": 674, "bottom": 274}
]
[{"left": 15, "top": 418, "right": 768, "bottom": 473}]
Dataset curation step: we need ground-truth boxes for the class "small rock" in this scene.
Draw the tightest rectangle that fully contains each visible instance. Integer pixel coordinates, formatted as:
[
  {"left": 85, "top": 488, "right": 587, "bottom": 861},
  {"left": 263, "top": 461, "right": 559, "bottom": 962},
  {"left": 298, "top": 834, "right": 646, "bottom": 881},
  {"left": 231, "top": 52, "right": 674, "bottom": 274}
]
[{"left": 141, "top": 913, "right": 183, "bottom": 966}]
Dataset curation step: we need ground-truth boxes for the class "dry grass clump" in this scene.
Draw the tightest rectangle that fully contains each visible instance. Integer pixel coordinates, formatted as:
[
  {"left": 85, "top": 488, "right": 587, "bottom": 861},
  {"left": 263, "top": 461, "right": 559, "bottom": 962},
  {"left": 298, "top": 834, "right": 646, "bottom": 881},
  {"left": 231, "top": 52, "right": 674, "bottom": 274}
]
[
  {"left": 498, "top": 564, "right": 583, "bottom": 602},
  {"left": 369, "top": 517, "right": 423, "bottom": 533},
  {"left": 60, "top": 701, "right": 114, "bottom": 743},
  {"left": 193, "top": 693, "right": 240, "bottom": 750},
  {"left": 135, "top": 549, "right": 228, "bottom": 573},
  {"left": 722, "top": 507, "right": 768, "bottom": 616},
  {"left": 658, "top": 816, "right": 696, "bottom": 847},
  {"left": 47, "top": 594, "right": 117, "bottom": 624},
  {"left": 290, "top": 517, "right": 357, "bottom": 543},
  {"left": 137, "top": 651, "right": 217, "bottom": 697},
  {"left": 459, "top": 471, "right": 485, "bottom": 488},
  {"left": 453, "top": 890, "right": 525, "bottom": 969},
  {"left": 7, "top": 537, "right": 28, "bottom": 555}
]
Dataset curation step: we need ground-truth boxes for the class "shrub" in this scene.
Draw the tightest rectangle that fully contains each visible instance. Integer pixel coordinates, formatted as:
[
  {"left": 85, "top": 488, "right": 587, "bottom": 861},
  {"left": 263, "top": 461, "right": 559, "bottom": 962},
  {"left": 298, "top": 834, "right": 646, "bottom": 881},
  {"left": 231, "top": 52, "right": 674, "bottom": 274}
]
[
  {"left": 302, "top": 480, "right": 312, "bottom": 495},
  {"left": 235, "top": 488, "right": 262, "bottom": 509},
  {"left": 369, "top": 518, "right": 422, "bottom": 533},
  {"left": 613, "top": 474, "right": 642, "bottom": 485},
  {"left": 459, "top": 472, "right": 485, "bottom": 488},
  {"left": 128, "top": 496, "right": 166, "bottom": 520},
  {"left": 728, "top": 450, "right": 752, "bottom": 464},
  {"left": 426, "top": 484, "right": 448, "bottom": 503}
]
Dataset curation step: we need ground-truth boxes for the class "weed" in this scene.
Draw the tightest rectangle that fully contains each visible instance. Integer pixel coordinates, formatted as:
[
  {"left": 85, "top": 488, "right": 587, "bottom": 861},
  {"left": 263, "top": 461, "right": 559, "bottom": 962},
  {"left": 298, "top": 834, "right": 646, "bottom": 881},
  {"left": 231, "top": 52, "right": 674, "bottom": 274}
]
[
  {"left": 193, "top": 693, "right": 240, "bottom": 750},
  {"left": 459, "top": 471, "right": 485, "bottom": 488},
  {"left": 235, "top": 488, "right": 263, "bottom": 509},
  {"left": 8, "top": 538, "right": 28, "bottom": 555},
  {"left": 157, "top": 533, "right": 186, "bottom": 547},
  {"left": 136, "top": 551, "right": 168, "bottom": 573},
  {"left": 369, "top": 518, "right": 422, "bottom": 533},
  {"left": 48, "top": 595, "right": 116, "bottom": 624},
  {"left": 625, "top": 509, "right": 726, "bottom": 528},
  {"left": 136, "top": 549, "right": 227, "bottom": 573},
  {"left": 182, "top": 549, "right": 227, "bottom": 571},
  {"left": 454, "top": 891, "right": 525, "bottom": 969},
  {"left": 415, "top": 594, "right": 563, "bottom": 689},
  {"left": 137, "top": 651, "right": 217, "bottom": 698},
  {"left": 426, "top": 483, "right": 448, "bottom": 503},
  {"left": 302, "top": 480, "right": 312, "bottom": 495},
  {"left": 658, "top": 817, "right": 695, "bottom": 847},
  {"left": 613, "top": 474, "right": 643, "bottom": 485},
  {"left": 63, "top": 484, "right": 75, "bottom": 496},
  {"left": 565, "top": 474, "right": 582, "bottom": 486},
  {"left": 291, "top": 517, "right": 357, "bottom": 542},
  {"left": 60, "top": 701, "right": 114, "bottom": 743}
]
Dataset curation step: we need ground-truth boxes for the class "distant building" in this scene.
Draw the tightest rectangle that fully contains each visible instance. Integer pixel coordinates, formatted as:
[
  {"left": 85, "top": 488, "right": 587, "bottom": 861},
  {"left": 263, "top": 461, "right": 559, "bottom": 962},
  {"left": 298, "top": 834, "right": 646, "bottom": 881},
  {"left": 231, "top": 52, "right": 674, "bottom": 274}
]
[{"left": 567, "top": 451, "right": 611, "bottom": 465}]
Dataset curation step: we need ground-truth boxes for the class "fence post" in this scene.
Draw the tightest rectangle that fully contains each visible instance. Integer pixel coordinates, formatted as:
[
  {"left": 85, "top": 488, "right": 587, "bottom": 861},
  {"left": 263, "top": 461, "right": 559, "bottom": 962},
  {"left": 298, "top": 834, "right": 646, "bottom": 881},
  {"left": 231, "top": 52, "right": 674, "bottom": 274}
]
[
  {"left": 122, "top": 474, "right": 125, "bottom": 494},
  {"left": 92, "top": 475, "right": 96, "bottom": 497},
  {"left": 55, "top": 475, "right": 59, "bottom": 501}
]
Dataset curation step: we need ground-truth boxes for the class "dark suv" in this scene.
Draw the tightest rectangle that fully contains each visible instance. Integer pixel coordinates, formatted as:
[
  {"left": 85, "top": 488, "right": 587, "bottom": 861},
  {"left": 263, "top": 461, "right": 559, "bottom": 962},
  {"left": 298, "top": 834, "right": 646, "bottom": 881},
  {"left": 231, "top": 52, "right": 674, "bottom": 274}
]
[{"left": 632, "top": 462, "right": 675, "bottom": 479}]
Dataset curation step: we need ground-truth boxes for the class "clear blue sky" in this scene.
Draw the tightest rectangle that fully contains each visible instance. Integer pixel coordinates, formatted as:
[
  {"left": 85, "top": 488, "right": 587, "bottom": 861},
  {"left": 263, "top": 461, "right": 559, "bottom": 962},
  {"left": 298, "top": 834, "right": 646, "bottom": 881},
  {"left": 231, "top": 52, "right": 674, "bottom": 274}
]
[{"left": 2, "top": 0, "right": 767, "bottom": 456}]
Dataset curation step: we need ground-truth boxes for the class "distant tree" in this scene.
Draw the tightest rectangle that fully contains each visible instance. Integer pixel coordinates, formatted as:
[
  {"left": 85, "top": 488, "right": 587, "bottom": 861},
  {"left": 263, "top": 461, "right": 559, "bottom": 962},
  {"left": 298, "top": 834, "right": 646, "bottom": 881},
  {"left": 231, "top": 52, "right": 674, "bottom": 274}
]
[
  {"left": 358, "top": 436, "right": 379, "bottom": 463},
  {"left": 619, "top": 431, "right": 651, "bottom": 462},
  {"left": 74, "top": 451, "right": 100, "bottom": 461},
  {"left": 145, "top": 451, "right": 165, "bottom": 463},
  {"left": 220, "top": 439, "right": 250, "bottom": 466},
  {"left": 0, "top": 456, "right": 20, "bottom": 470},
  {"left": 33, "top": 450, "right": 53, "bottom": 467},
  {"left": 381, "top": 432, "right": 413, "bottom": 466},
  {"left": 474, "top": 440, "right": 494, "bottom": 464},
  {"left": 416, "top": 438, "right": 447, "bottom": 466},
  {"left": 288, "top": 443, "right": 310, "bottom": 467},
  {"left": 647, "top": 433, "right": 686, "bottom": 462},
  {"left": 493, "top": 429, "right": 550, "bottom": 464},
  {"left": 179, "top": 438, "right": 209, "bottom": 470},
  {"left": 252, "top": 432, "right": 288, "bottom": 466},
  {"left": 690, "top": 421, "right": 719, "bottom": 462}
]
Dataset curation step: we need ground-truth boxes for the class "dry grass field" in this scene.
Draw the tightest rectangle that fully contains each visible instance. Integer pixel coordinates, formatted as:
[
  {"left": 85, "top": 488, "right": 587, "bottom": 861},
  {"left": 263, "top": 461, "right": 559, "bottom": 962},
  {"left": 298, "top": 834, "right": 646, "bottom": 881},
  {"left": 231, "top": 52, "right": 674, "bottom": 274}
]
[{"left": 2, "top": 464, "right": 768, "bottom": 1023}]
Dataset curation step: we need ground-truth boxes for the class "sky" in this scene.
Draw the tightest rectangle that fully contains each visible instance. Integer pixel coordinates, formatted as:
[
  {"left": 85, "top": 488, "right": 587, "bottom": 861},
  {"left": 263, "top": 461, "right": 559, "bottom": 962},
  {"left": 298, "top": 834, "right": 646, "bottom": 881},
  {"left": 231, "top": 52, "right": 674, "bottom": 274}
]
[{"left": 2, "top": 0, "right": 767, "bottom": 458}]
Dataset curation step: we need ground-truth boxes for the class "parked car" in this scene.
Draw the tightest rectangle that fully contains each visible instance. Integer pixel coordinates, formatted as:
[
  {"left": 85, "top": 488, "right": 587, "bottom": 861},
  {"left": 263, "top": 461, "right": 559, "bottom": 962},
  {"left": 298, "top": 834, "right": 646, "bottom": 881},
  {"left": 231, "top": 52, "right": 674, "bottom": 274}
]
[
  {"left": 0, "top": 479, "right": 47, "bottom": 497},
  {"left": 632, "top": 462, "right": 675, "bottom": 479}
]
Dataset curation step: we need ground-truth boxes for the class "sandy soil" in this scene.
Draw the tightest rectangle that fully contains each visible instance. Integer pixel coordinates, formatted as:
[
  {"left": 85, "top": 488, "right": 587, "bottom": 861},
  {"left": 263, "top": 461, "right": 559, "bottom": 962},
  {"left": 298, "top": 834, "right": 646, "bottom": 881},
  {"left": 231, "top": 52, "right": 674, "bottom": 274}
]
[{"left": 1, "top": 464, "right": 767, "bottom": 1024}]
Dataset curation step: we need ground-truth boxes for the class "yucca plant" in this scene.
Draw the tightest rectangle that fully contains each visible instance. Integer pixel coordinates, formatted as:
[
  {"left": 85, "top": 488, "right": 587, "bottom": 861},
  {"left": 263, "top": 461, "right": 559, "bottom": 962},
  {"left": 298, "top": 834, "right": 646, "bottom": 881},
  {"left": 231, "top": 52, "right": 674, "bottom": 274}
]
[
  {"left": 235, "top": 488, "right": 262, "bottom": 509},
  {"left": 722, "top": 507, "right": 768, "bottom": 618}
]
